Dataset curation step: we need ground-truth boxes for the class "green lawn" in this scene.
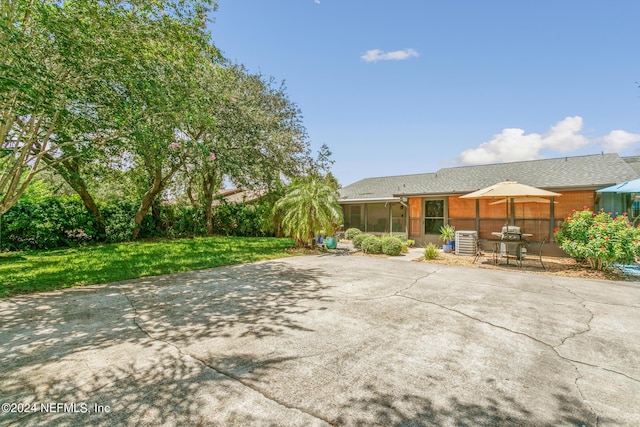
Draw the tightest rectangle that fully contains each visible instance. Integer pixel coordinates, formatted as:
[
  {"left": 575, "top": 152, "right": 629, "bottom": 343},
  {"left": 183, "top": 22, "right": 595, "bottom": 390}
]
[{"left": 0, "top": 236, "right": 297, "bottom": 298}]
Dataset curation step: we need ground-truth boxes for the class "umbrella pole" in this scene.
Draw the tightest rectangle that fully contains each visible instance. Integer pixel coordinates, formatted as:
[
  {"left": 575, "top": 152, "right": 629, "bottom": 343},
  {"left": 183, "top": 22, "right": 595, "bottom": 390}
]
[
  {"left": 505, "top": 198, "right": 511, "bottom": 226},
  {"left": 510, "top": 198, "right": 515, "bottom": 226}
]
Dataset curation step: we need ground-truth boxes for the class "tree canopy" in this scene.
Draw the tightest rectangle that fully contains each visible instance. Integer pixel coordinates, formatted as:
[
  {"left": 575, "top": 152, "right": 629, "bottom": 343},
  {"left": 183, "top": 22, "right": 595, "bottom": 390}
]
[{"left": 1, "top": 0, "right": 328, "bottom": 240}]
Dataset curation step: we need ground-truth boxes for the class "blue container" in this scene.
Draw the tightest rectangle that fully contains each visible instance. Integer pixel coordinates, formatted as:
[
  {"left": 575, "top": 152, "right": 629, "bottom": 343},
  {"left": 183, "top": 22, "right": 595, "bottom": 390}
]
[{"left": 325, "top": 237, "right": 338, "bottom": 249}]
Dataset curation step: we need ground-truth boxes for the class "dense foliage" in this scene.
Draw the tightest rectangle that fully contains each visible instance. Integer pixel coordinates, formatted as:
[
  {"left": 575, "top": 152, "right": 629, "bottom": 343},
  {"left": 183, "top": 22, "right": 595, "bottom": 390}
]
[
  {"left": 1, "top": 197, "right": 98, "bottom": 250},
  {"left": 211, "top": 201, "right": 269, "bottom": 237},
  {"left": 0, "top": 196, "right": 271, "bottom": 251},
  {"left": 555, "top": 208, "right": 640, "bottom": 270},
  {"left": 2, "top": 0, "right": 327, "bottom": 243}
]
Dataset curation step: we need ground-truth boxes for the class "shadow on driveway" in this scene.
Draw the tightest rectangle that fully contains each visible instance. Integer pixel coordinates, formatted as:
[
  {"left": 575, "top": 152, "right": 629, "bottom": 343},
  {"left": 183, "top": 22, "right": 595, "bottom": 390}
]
[{"left": 1, "top": 254, "right": 638, "bottom": 426}]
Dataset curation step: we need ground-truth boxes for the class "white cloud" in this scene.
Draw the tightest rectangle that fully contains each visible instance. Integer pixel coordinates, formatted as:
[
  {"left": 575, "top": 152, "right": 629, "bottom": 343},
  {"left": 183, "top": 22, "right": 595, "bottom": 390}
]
[
  {"left": 458, "top": 127, "right": 543, "bottom": 165},
  {"left": 600, "top": 130, "right": 640, "bottom": 152},
  {"left": 458, "top": 116, "right": 640, "bottom": 165},
  {"left": 314, "top": 0, "right": 320, "bottom": 3},
  {"left": 540, "top": 116, "right": 589, "bottom": 152},
  {"left": 361, "top": 48, "right": 419, "bottom": 62}
]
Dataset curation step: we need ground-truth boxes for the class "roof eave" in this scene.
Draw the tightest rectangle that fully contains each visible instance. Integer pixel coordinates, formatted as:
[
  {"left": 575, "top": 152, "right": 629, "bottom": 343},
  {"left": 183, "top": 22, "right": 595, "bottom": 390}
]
[
  {"left": 338, "top": 197, "right": 401, "bottom": 204},
  {"left": 391, "top": 191, "right": 471, "bottom": 198}
]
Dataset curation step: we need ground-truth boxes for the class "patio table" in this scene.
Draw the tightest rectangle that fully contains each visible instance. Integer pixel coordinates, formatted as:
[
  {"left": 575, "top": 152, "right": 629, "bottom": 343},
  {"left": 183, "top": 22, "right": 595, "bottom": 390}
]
[{"left": 489, "top": 233, "right": 533, "bottom": 267}]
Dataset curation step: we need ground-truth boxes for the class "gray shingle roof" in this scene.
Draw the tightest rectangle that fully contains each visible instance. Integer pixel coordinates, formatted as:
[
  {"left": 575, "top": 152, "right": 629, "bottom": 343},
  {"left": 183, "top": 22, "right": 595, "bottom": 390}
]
[
  {"left": 623, "top": 156, "right": 640, "bottom": 175},
  {"left": 339, "top": 154, "right": 639, "bottom": 201}
]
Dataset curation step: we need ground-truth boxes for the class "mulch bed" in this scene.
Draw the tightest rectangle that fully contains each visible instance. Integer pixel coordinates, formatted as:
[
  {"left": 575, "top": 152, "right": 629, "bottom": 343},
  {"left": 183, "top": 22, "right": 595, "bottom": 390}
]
[
  {"left": 294, "top": 241, "right": 634, "bottom": 281},
  {"left": 414, "top": 251, "right": 628, "bottom": 281}
]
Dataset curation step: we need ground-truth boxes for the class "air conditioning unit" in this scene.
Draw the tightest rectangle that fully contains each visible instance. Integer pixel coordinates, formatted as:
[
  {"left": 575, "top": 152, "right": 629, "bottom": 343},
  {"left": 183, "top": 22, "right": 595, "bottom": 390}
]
[{"left": 455, "top": 230, "right": 477, "bottom": 256}]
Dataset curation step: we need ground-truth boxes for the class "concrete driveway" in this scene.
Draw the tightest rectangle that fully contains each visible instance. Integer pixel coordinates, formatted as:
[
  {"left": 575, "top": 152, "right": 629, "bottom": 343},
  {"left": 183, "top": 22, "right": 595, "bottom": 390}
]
[{"left": 1, "top": 254, "right": 639, "bottom": 426}]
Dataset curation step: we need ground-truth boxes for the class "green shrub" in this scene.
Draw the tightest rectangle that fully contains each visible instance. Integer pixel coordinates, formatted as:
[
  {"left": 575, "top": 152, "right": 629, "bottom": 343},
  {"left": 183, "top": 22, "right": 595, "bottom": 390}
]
[
  {"left": 352, "top": 233, "right": 370, "bottom": 249},
  {"left": 344, "top": 227, "right": 362, "bottom": 240},
  {"left": 100, "top": 200, "right": 140, "bottom": 243},
  {"left": 212, "top": 201, "right": 268, "bottom": 237},
  {"left": 159, "top": 204, "right": 206, "bottom": 237},
  {"left": 381, "top": 236, "right": 403, "bottom": 256},
  {"left": 361, "top": 235, "right": 382, "bottom": 254},
  {"left": 1, "top": 197, "right": 98, "bottom": 250},
  {"left": 555, "top": 208, "right": 640, "bottom": 270},
  {"left": 423, "top": 243, "right": 439, "bottom": 260}
]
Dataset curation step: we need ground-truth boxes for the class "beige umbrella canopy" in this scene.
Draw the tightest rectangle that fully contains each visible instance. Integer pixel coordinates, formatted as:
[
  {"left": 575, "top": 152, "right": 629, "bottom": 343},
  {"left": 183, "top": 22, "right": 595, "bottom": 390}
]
[
  {"left": 460, "top": 181, "right": 561, "bottom": 199},
  {"left": 488, "top": 197, "right": 557, "bottom": 205},
  {"left": 460, "top": 181, "right": 561, "bottom": 226}
]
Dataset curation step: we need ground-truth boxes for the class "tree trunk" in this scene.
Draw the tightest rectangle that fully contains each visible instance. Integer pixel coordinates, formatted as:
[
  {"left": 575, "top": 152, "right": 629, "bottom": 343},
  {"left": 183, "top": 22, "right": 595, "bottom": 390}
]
[
  {"left": 73, "top": 178, "right": 106, "bottom": 237},
  {"left": 194, "top": 169, "right": 220, "bottom": 236},
  {"left": 202, "top": 173, "right": 216, "bottom": 235},
  {"left": 131, "top": 151, "right": 183, "bottom": 240},
  {"left": 204, "top": 196, "right": 214, "bottom": 235},
  {"left": 132, "top": 167, "right": 163, "bottom": 240},
  {"left": 151, "top": 198, "right": 162, "bottom": 234},
  {"left": 49, "top": 158, "right": 106, "bottom": 237}
]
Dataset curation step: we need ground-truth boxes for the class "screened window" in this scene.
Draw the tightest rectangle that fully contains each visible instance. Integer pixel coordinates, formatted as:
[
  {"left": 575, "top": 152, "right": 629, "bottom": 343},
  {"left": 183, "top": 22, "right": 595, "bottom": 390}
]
[
  {"left": 344, "top": 205, "right": 362, "bottom": 230},
  {"left": 424, "top": 199, "right": 444, "bottom": 234},
  {"left": 366, "top": 203, "right": 388, "bottom": 232},
  {"left": 391, "top": 203, "right": 406, "bottom": 232}
]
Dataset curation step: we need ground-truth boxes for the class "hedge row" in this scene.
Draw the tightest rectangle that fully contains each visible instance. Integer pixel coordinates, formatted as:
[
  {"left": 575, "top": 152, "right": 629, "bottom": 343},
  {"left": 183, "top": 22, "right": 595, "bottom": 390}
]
[
  {"left": 348, "top": 229, "right": 406, "bottom": 256},
  {"left": 0, "top": 197, "right": 268, "bottom": 251}
]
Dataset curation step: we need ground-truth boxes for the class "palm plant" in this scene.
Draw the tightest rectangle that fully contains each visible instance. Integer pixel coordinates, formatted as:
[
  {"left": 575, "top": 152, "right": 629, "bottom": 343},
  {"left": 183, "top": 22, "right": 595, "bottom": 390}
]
[{"left": 274, "top": 176, "right": 343, "bottom": 247}]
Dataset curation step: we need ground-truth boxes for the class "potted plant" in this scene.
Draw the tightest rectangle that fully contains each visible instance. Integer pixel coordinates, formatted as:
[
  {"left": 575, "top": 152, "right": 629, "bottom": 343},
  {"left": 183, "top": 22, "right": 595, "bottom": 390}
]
[
  {"left": 323, "top": 219, "right": 343, "bottom": 250},
  {"left": 324, "top": 234, "right": 338, "bottom": 249},
  {"left": 439, "top": 224, "right": 455, "bottom": 253}
]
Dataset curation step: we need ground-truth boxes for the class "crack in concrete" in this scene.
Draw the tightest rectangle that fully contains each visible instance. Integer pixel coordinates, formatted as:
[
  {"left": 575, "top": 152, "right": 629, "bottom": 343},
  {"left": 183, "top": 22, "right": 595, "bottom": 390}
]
[
  {"left": 350, "top": 261, "right": 640, "bottom": 425},
  {"left": 568, "top": 358, "right": 600, "bottom": 427},
  {"left": 547, "top": 277, "right": 637, "bottom": 425},
  {"left": 572, "top": 370, "right": 599, "bottom": 427},
  {"left": 544, "top": 284, "right": 601, "bottom": 427},
  {"left": 395, "top": 271, "right": 440, "bottom": 296},
  {"left": 393, "top": 292, "right": 639, "bottom": 426},
  {"left": 397, "top": 293, "right": 556, "bottom": 346},
  {"left": 344, "top": 271, "right": 435, "bottom": 302},
  {"left": 121, "top": 291, "right": 335, "bottom": 426},
  {"left": 550, "top": 278, "right": 640, "bottom": 309},
  {"left": 552, "top": 283, "right": 595, "bottom": 347},
  {"left": 397, "top": 292, "right": 640, "bottom": 383}
]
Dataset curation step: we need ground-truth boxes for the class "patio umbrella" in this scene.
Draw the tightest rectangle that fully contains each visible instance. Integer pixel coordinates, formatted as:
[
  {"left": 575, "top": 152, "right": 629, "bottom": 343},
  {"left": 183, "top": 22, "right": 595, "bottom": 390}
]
[
  {"left": 488, "top": 197, "right": 557, "bottom": 205},
  {"left": 596, "top": 178, "right": 640, "bottom": 193},
  {"left": 596, "top": 178, "right": 640, "bottom": 224},
  {"left": 460, "top": 181, "right": 561, "bottom": 226}
]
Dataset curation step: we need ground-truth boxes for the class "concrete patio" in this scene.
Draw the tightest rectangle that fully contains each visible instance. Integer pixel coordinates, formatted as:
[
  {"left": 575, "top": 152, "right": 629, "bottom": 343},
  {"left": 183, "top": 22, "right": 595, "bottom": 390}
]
[{"left": 1, "top": 254, "right": 639, "bottom": 426}]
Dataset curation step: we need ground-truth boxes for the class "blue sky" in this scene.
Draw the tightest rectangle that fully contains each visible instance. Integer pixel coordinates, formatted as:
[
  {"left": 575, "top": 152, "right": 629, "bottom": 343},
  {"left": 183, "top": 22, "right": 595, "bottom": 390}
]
[{"left": 208, "top": 1, "right": 640, "bottom": 186}]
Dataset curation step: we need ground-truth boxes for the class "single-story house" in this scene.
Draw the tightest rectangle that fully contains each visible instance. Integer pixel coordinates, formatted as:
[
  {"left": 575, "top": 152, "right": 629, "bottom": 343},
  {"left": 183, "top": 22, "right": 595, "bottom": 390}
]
[
  {"left": 338, "top": 153, "right": 640, "bottom": 255},
  {"left": 213, "top": 188, "right": 266, "bottom": 205}
]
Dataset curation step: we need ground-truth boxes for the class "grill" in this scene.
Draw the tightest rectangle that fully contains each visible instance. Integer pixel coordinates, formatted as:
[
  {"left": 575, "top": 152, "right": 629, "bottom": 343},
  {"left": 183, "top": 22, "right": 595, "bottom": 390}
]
[{"left": 501, "top": 225, "right": 521, "bottom": 240}]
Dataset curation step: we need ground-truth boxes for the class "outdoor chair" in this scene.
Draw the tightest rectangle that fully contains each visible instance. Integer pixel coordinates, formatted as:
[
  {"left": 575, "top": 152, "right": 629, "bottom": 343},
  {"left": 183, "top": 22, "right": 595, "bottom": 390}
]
[
  {"left": 472, "top": 234, "right": 494, "bottom": 265},
  {"left": 524, "top": 235, "right": 548, "bottom": 271}
]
